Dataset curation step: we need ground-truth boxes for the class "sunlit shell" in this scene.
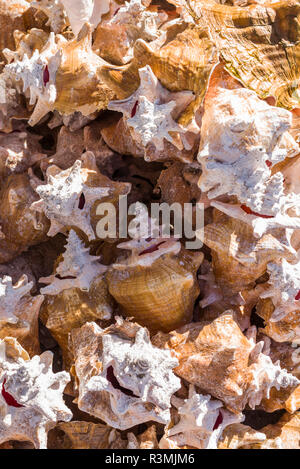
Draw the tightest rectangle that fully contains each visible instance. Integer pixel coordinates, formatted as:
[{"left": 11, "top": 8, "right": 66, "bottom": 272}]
[
  {"left": 0, "top": 337, "right": 72, "bottom": 449},
  {"left": 0, "top": 172, "right": 50, "bottom": 264},
  {"left": 31, "top": 0, "right": 67, "bottom": 33},
  {"left": 3, "top": 28, "right": 49, "bottom": 64},
  {"left": 108, "top": 65, "right": 199, "bottom": 153},
  {"left": 4, "top": 25, "right": 116, "bottom": 126},
  {"left": 152, "top": 311, "right": 299, "bottom": 413},
  {"left": 0, "top": 275, "right": 43, "bottom": 356},
  {"left": 70, "top": 319, "right": 181, "bottom": 429},
  {"left": 183, "top": 0, "right": 300, "bottom": 110},
  {"left": 39, "top": 230, "right": 114, "bottom": 368},
  {"left": 198, "top": 87, "right": 299, "bottom": 217},
  {"left": 30, "top": 152, "right": 130, "bottom": 242},
  {"left": 202, "top": 211, "right": 296, "bottom": 295},
  {"left": 93, "top": 0, "right": 167, "bottom": 65},
  {"left": 160, "top": 385, "right": 244, "bottom": 449},
  {"left": 60, "top": 0, "right": 112, "bottom": 36},
  {"left": 106, "top": 217, "right": 203, "bottom": 333}
]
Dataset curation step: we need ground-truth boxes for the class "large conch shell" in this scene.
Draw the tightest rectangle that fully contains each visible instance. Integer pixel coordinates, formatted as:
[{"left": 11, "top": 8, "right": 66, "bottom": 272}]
[
  {"left": 198, "top": 87, "right": 299, "bottom": 218},
  {"left": 159, "top": 385, "right": 244, "bottom": 449},
  {"left": 106, "top": 210, "right": 203, "bottom": 332},
  {"left": 0, "top": 337, "right": 72, "bottom": 449},
  {"left": 108, "top": 65, "right": 199, "bottom": 153},
  {"left": 70, "top": 318, "right": 181, "bottom": 429},
  {"left": 0, "top": 172, "right": 50, "bottom": 264},
  {"left": 30, "top": 152, "right": 130, "bottom": 242},
  {"left": 180, "top": 0, "right": 300, "bottom": 110},
  {"left": 0, "top": 275, "right": 43, "bottom": 356},
  {"left": 93, "top": 0, "right": 167, "bottom": 65},
  {"left": 203, "top": 211, "right": 296, "bottom": 295},
  {"left": 4, "top": 25, "right": 116, "bottom": 126},
  {"left": 39, "top": 230, "right": 114, "bottom": 369},
  {"left": 152, "top": 312, "right": 299, "bottom": 413}
]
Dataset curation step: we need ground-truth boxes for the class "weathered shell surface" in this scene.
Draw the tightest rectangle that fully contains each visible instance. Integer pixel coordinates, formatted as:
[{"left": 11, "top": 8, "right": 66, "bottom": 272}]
[{"left": 70, "top": 319, "right": 181, "bottom": 429}]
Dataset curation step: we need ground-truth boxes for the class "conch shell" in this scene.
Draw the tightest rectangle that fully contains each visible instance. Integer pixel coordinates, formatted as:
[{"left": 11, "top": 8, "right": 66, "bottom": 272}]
[
  {"left": 106, "top": 212, "right": 203, "bottom": 332},
  {"left": 160, "top": 385, "right": 244, "bottom": 449},
  {"left": 4, "top": 25, "right": 115, "bottom": 126},
  {"left": 31, "top": 0, "right": 67, "bottom": 34},
  {"left": 0, "top": 337, "right": 72, "bottom": 449},
  {"left": 39, "top": 230, "right": 114, "bottom": 368},
  {"left": 30, "top": 152, "right": 130, "bottom": 241},
  {"left": 183, "top": 0, "right": 300, "bottom": 110},
  {"left": 0, "top": 275, "right": 43, "bottom": 356},
  {"left": 152, "top": 311, "right": 299, "bottom": 413},
  {"left": 70, "top": 318, "right": 181, "bottom": 429}
]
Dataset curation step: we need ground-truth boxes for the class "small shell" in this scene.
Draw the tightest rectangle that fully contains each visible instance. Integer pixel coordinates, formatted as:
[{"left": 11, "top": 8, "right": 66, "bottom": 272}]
[
  {"left": 30, "top": 152, "right": 130, "bottom": 241},
  {"left": 160, "top": 385, "right": 244, "bottom": 449},
  {"left": 107, "top": 233, "right": 203, "bottom": 333},
  {"left": 0, "top": 275, "right": 43, "bottom": 356},
  {"left": 152, "top": 311, "right": 299, "bottom": 413},
  {"left": 127, "top": 424, "right": 159, "bottom": 449},
  {"left": 0, "top": 130, "right": 45, "bottom": 184},
  {"left": 70, "top": 319, "right": 181, "bottom": 429},
  {"left": 217, "top": 423, "right": 267, "bottom": 449},
  {"left": 31, "top": 0, "right": 67, "bottom": 33},
  {"left": 0, "top": 172, "right": 50, "bottom": 264},
  {"left": 39, "top": 230, "right": 114, "bottom": 368},
  {"left": 60, "top": 0, "right": 112, "bottom": 36},
  {"left": 0, "top": 337, "right": 72, "bottom": 449}
]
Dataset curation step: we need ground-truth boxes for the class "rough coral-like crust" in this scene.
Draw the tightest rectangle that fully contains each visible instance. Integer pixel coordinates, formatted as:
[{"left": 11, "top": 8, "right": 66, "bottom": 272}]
[{"left": 0, "top": 0, "right": 299, "bottom": 450}]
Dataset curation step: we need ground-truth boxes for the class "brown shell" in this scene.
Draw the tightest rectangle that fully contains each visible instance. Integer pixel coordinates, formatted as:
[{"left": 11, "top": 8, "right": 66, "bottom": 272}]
[
  {"left": 107, "top": 247, "right": 203, "bottom": 333},
  {"left": 190, "top": 0, "right": 300, "bottom": 109},
  {"left": 0, "top": 173, "right": 50, "bottom": 263},
  {"left": 40, "top": 277, "right": 115, "bottom": 370},
  {"left": 256, "top": 298, "right": 300, "bottom": 344}
]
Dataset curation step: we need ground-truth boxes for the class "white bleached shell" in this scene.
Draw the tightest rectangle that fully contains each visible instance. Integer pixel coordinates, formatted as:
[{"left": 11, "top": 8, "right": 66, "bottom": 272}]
[
  {"left": 198, "top": 88, "right": 299, "bottom": 216},
  {"left": 0, "top": 337, "right": 72, "bottom": 449},
  {"left": 108, "top": 65, "right": 199, "bottom": 152},
  {"left": 70, "top": 319, "right": 181, "bottom": 429},
  {"left": 0, "top": 275, "right": 34, "bottom": 324},
  {"left": 259, "top": 258, "right": 300, "bottom": 322},
  {"left": 40, "top": 230, "right": 107, "bottom": 295},
  {"left": 60, "top": 0, "right": 111, "bottom": 36},
  {"left": 30, "top": 154, "right": 111, "bottom": 241},
  {"left": 161, "top": 385, "right": 244, "bottom": 449}
]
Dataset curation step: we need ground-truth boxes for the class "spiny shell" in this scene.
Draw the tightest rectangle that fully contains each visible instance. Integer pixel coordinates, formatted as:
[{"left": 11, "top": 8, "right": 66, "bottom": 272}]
[
  {"left": 108, "top": 64, "right": 199, "bottom": 153},
  {"left": 0, "top": 275, "right": 43, "bottom": 356},
  {"left": 70, "top": 319, "right": 181, "bottom": 429},
  {"left": 30, "top": 152, "right": 130, "bottom": 242},
  {"left": 39, "top": 230, "right": 114, "bottom": 369},
  {"left": 160, "top": 385, "right": 244, "bottom": 449},
  {"left": 93, "top": 0, "right": 167, "bottom": 65},
  {"left": 198, "top": 87, "right": 299, "bottom": 217},
  {"left": 152, "top": 311, "right": 299, "bottom": 413},
  {"left": 186, "top": 0, "right": 300, "bottom": 110},
  {"left": 107, "top": 234, "right": 203, "bottom": 333},
  {"left": 0, "top": 337, "right": 72, "bottom": 449},
  {"left": 0, "top": 172, "right": 50, "bottom": 264}
]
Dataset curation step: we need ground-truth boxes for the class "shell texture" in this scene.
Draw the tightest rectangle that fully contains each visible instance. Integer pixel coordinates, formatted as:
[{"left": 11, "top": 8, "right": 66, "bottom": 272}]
[
  {"left": 0, "top": 0, "right": 300, "bottom": 450},
  {"left": 0, "top": 337, "right": 72, "bottom": 448},
  {"left": 70, "top": 319, "right": 181, "bottom": 429}
]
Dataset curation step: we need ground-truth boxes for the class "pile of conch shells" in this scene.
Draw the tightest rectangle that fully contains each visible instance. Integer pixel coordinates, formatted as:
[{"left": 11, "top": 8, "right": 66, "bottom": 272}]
[{"left": 0, "top": 0, "right": 299, "bottom": 450}]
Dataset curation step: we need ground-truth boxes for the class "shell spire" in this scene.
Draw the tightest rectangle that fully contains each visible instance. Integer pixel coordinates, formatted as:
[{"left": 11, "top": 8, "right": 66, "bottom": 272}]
[{"left": 40, "top": 229, "right": 107, "bottom": 295}]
